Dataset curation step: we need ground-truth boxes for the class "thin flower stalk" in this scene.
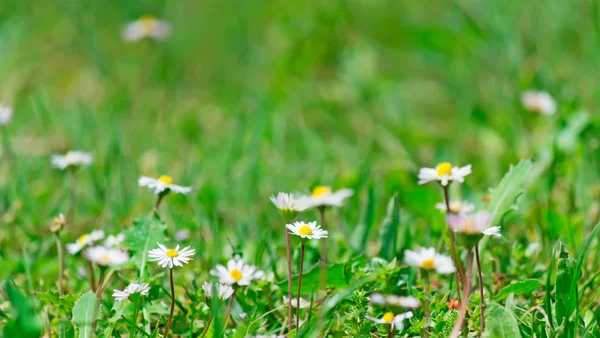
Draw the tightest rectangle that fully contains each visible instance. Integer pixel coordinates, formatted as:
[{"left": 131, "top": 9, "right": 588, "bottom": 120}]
[
  {"left": 450, "top": 250, "right": 474, "bottom": 338},
  {"left": 54, "top": 233, "right": 64, "bottom": 296},
  {"left": 296, "top": 243, "right": 306, "bottom": 330},
  {"left": 475, "top": 243, "right": 485, "bottom": 334},
  {"left": 423, "top": 272, "right": 431, "bottom": 338},
  {"left": 223, "top": 289, "right": 237, "bottom": 330},
  {"left": 443, "top": 185, "right": 464, "bottom": 302},
  {"left": 165, "top": 268, "right": 176, "bottom": 337}
]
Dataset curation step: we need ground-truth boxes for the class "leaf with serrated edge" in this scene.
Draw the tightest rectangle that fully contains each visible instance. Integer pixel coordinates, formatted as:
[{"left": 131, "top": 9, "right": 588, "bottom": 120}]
[{"left": 123, "top": 215, "right": 166, "bottom": 277}]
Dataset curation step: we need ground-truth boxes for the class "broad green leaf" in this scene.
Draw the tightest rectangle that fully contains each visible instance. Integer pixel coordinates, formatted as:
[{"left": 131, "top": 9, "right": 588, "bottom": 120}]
[
  {"left": 277, "top": 263, "right": 347, "bottom": 294},
  {"left": 493, "top": 279, "right": 539, "bottom": 301},
  {"left": 556, "top": 111, "right": 590, "bottom": 153},
  {"left": 72, "top": 291, "right": 97, "bottom": 338},
  {"left": 482, "top": 303, "right": 522, "bottom": 338},
  {"left": 352, "top": 182, "right": 376, "bottom": 252},
  {"left": 58, "top": 319, "right": 75, "bottom": 338},
  {"left": 123, "top": 214, "right": 167, "bottom": 277},
  {"left": 3, "top": 281, "right": 44, "bottom": 338},
  {"left": 486, "top": 160, "right": 532, "bottom": 227},
  {"left": 378, "top": 194, "right": 399, "bottom": 260},
  {"left": 555, "top": 242, "right": 576, "bottom": 332}
]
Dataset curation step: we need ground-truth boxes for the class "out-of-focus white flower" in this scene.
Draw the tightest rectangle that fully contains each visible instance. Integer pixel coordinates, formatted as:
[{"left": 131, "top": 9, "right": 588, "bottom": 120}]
[
  {"left": 202, "top": 282, "right": 234, "bottom": 300},
  {"left": 286, "top": 221, "right": 328, "bottom": 240},
  {"left": 138, "top": 175, "right": 191, "bottom": 195},
  {"left": 368, "top": 293, "right": 420, "bottom": 309},
  {"left": 67, "top": 230, "right": 105, "bottom": 254},
  {"left": 418, "top": 163, "right": 471, "bottom": 186},
  {"left": 148, "top": 243, "right": 195, "bottom": 269},
  {"left": 283, "top": 296, "right": 310, "bottom": 309},
  {"left": 521, "top": 90, "right": 556, "bottom": 116},
  {"left": 84, "top": 246, "right": 129, "bottom": 267},
  {"left": 122, "top": 15, "right": 171, "bottom": 42},
  {"left": 446, "top": 211, "right": 501, "bottom": 238},
  {"left": 174, "top": 229, "right": 190, "bottom": 241},
  {"left": 104, "top": 233, "right": 125, "bottom": 248},
  {"left": 404, "top": 247, "right": 456, "bottom": 275},
  {"left": 50, "top": 213, "right": 66, "bottom": 233},
  {"left": 112, "top": 283, "right": 151, "bottom": 302},
  {"left": 210, "top": 258, "right": 264, "bottom": 286},
  {"left": 0, "top": 104, "right": 13, "bottom": 125},
  {"left": 366, "top": 311, "right": 413, "bottom": 331},
  {"left": 435, "top": 200, "right": 475, "bottom": 215},
  {"left": 301, "top": 186, "right": 354, "bottom": 208},
  {"left": 270, "top": 192, "right": 312, "bottom": 219},
  {"left": 51, "top": 151, "right": 93, "bottom": 170}
]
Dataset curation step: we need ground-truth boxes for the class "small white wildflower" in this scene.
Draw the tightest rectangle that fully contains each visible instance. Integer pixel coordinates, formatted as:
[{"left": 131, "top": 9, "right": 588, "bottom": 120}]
[
  {"left": 283, "top": 296, "right": 310, "bottom": 309},
  {"left": 84, "top": 246, "right": 129, "bottom": 267},
  {"left": 404, "top": 247, "right": 456, "bottom": 275},
  {"left": 521, "top": 90, "right": 556, "bottom": 116},
  {"left": 51, "top": 151, "right": 93, "bottom": 170},
  {"left": 174, "top": 229, "right": 190, "bottom": 241},
  {"left": 210, "top": 258, "right": 264, "bottom": 286},
  {"left": 122, "top": 15, "right": 171, "bottom": 42},
  {"left": 112, "top": 283, "right": 151, "bottom": 302},
  {"left": 67, "top": 230, "right": 105, "bottom": 254},
  {"left": 301, "top": 186, "right": 354, "bottom": 208},
  {"left": 104, "top": 233, "right": 125, "bottom": 248},
  {"left": 366, "top": 311, "right": 413, "bottom": 331},
  {"left": 286, "top": 221, "right": 328, "bottom": 240},
  {"left": 0, "top": 104, "right": 13, "bottom": 125},
  {"left": 418, "top": 162, "right": 471, "bottom": 186},
  {"left": 446, "top": 211, "right": 501, "bottom": 238},
  {"left": 138, "top": 175, "right": 191, "bottom": 195},
  {"left": 369, "top": 293, "right": 420, "bottom": 309},
  {"left": 202, "top": 282, "right": 234, "bottom": 300},
  {"left": 148, "top": 243, "right": 195, "bottom": 269}
]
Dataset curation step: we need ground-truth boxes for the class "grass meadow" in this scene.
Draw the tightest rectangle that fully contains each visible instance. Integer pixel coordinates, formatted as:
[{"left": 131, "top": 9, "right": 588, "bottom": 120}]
[{"left": 0, "top": 0, "right": 599, "bottom": 337}]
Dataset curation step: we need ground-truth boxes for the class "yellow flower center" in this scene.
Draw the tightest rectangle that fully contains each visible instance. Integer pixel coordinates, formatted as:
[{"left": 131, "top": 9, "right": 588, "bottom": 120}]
[
  {"left": 166, "top": 249, "right": 179, "bottom": 258},
  {"left": 382, "top": 312, "right": 395, "bottom": 323},
  {"left": 230, "top": 268, "right": 243, "bottom": 281},
  {"left": 312, "top": 185, "right": 332, "bottom": 197},
  {"left": 53, "top": 217, "right": 63, "bottom": 224},
  {"left": 158, "top": 175, "right": 173, "bottom": 185},
  {"left": 298, "top": 225, "right": 313, "bottom": 236},
  {"left": 421, "top": 258, "right": 435, "bottom": 270},
  {"left": 436, "top": 162, "right": 452, "bottom": 177},
  {"left": 77, "top": 234, "right": 88, "bottom": 244},
  {"left": 100, "top": 255, "right": 110, "bottom": 263},
  {"left": 138, "top": 15, "right": 157, "bottom": 35}
]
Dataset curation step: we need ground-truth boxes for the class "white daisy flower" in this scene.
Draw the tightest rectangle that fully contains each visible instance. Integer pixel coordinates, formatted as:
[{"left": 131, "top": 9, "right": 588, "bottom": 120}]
[
  {"left": 368, "top": 293, "right": 420, "bottom": 309},
  {"left": 84, "top": 246, "right": 129, "bottom": 267},
  {"left": 286, "top": 221, "right": 328, "bottom": 240},
  {"left": 446, "top": 211, "right": 501, "bottom": 238},
  {"left": 435, "top": 200, "right": 475, "bottom": 214},
  {"left": 283, "top": 296, "right": 310, "bottom": 309},
  {"left": 104, "top": 233, "right": 126, "bottom": 248},
  {"left": 521, "top": 90, "right": 556, "bottom": 116},
  {"left": 66, "top": 230, "right": 105, "bottom": 254},
  {"left": 50, "top": 213, "right": 66, "bottom": 233},
  {"left": 301, "top": 186, "right": 354, "bottom": 208},
  {"left": 138, "top": 175, "right": 192, "bottom": 195},
  {"left": 210, "top": 258, "right": 264, "bottom": 286},
  {"left": 122, "top": 15, "right": 171, "bottom": 42},
  {"left": 418, "top": 162, "right": 471, "bottom": 186},
  {"left": 366, "top": 311, "right": 413, "bottom": 331},
  {"left": 112, "top": 282, "right": 151, "bottom": 302},
  {"left": 148, "top": 243, "right": 195, "bottom": 269},
  {"left": 404, "top": 247, "right": 456, "bottom": 275},
  {"left": 0, "top": 104, "right": 13, "bottom": 125},
  {"left": 202, "top": 282, "right": 234, "bottom": 300},
  {"left": 270, "top": 192, "right": 312, "bottom": 215},
  {"left": 51, "top": 151, "right": 93, "bottom": 170}
]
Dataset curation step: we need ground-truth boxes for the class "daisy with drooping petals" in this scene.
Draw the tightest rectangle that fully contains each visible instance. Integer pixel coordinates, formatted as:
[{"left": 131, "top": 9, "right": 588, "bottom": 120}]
[
  {"left": 283, "top": 296, "right": 310, "bottom": 309},
  {"left": 113, "top": 282, "right": 151, "bottom": 302},
  {"left": 418, "top": 162, "right": 471, "bottom": 186},
  {"left": 210, "top": 258, "right": 264, "bottom": 286},
  {"left": 369, "top": 293, "right": 420, "bottom": 309},
  {"left": 446, "top": 210, "right": 501, "bottom": 238},
  {"left": 404, "top": 247, "right": 456, "bottom": 275},
  {"left": 0, "top": 104, "right": 13, "bottom": 125},
  {"left": 521, "top": 90, "right": 556, "bottom": 116},
  {"left": 66, "top": 230, "right": 105, "bottom": 254},
  {"left": 138, "top": 175, "right": 191, "bottom": 195},
  {"left": 122, "top": 15, "right": 171, "bottom": 42},
  {"left": 104, "top": 233, "right": 125, "bottom": 248},
  {"left": 270, "top": 192, "right": 312, "bottom": 218},
  {"left": 51, "top": 151, "right": 93, "bottom": 170},
  {"left": 148, "top": 243, "right": 195, "bottom": 269},
  {"left": 366, "top": 311, "right": 414, "bottom": 331},
  {"left": 84, "top": 246, "right": 129, "bottom": 267},
  {"left": 202, "top": 282, "right": 234, "bottom": 300},
  {"left": 50, "top": 213, "right": 66, "bottom": 233},
  {"left": 286, "top": 221, "right": 328, "bottom": 240},
  {"left": 301, "top": 186, "right": 354, "bottom": 208},
  {"left": 435, "top": 200, "right": 475, "bottom": 215}
]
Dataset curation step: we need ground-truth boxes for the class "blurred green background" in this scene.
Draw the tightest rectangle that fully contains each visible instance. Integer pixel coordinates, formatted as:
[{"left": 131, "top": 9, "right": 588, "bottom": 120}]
[{"left": 0, "top": 0, "right": 599, "bottom": 285}]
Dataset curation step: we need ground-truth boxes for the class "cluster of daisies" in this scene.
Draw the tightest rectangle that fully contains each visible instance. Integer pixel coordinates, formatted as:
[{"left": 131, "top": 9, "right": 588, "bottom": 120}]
[{"left": 50, "top": 144, "right": 506, "bottom": 337}]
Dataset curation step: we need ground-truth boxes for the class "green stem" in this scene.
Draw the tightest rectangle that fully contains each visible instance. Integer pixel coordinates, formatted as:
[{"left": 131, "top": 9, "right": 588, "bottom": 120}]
[
  {"left": 223, "top": 289, "right": 237, "bottom": 330},
  {"left": 450, "top": 250, "right": 474, "bottom": 338},
  {"left": 88, "top": 261, "right": 96, "bottom": 291},
  {"left": 54, "top": 233, "right": 64, "bottom": 297},
  {"left": 443, "top": 185, "right": 463, "bottom": 302},
  {"left": 285, "top": 230, "right": 293, "bottom": 333},
  {"left": 423, "top": 272, "right": 431, "bottom": 338},
  {"left": 121, "top": 317, "right": 152, "bottom": 338},
  {"left": 130, "top": 296, "right": 141, "bottom": 338},
  {"left": 296, "top": 243, "right": 306, "bottom": 330},
  {"left": 199, "top": 316, "right": 212, "bottom": 338},
  {"left": 475, "top": 244, "right": 485, "bottom": 334},
  {"left": 68, "top": 167, "right": 77, "bottom": 229},
  {"left": 165, "top": 268, "right": 176, "bottom": 337}
]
